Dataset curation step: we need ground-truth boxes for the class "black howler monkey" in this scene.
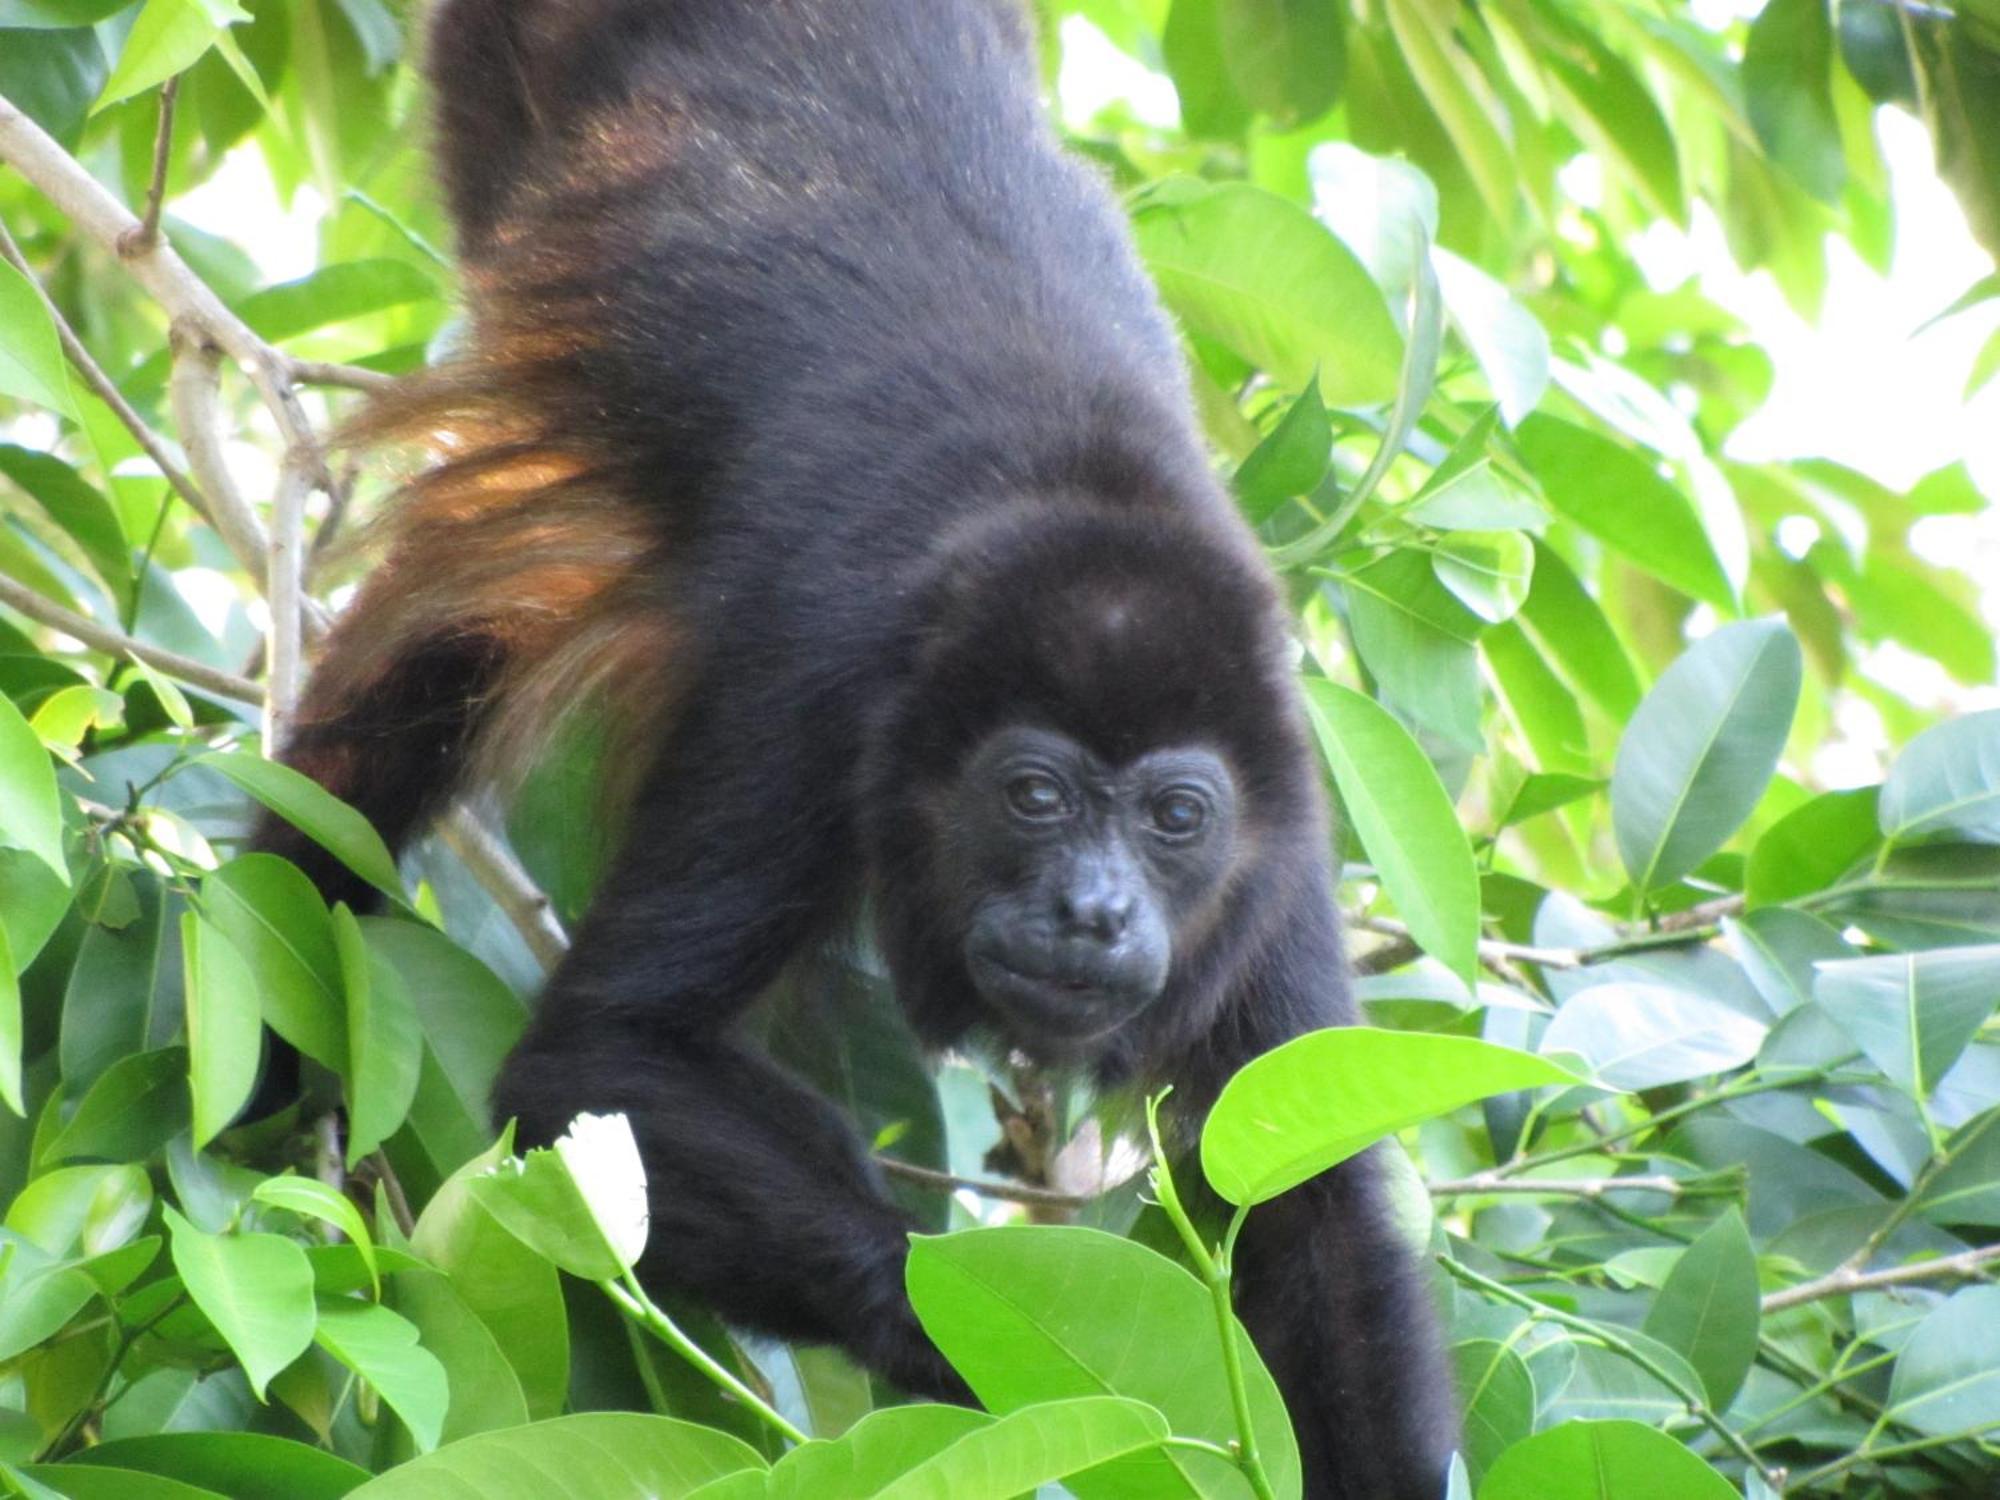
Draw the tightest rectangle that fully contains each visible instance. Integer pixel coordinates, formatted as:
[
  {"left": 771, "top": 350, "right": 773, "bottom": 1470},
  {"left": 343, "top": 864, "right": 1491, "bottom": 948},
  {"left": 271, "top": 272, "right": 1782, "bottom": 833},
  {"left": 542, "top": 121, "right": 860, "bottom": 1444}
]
[{"left": 261, "top": 0, "right": 1458, "bottom": 1493}]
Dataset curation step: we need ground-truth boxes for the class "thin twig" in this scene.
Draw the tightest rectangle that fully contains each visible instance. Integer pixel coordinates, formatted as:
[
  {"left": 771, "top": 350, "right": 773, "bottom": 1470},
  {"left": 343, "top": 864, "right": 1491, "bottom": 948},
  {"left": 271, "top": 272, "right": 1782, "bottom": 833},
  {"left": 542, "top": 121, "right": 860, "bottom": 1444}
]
[
  {"left": 266, "top": 447, "right": 313, "bottom": 749},
  {"left": 366, "top": 1150, "right": 417, "bottom": 1237},
  {"left": 1428, "top": 1172, "right": 1689, "bottom": 1200},
  {"left": 288, "top": 358, "right": 397, "bottom": 394},
  {"left": 120, "top": 77, "right": 178, "bottom": 256},
  {"left": 0, "top": 573, "right": 260, "bottom": 704},
  {"left": 0, "top": 218, "right": 212, "bottom": 527},
  {"left": 1350, "top": 913, "right": 1583, "bottom": 971},
  {"left": 437, "top": 806, "right": 570, "bottom": 968},
  {"left": 1761, "top": 1242, "right": 2000, "bottom": 1314},
  {"left": 877, "top": 1156, "right": 1095, "bottom": 1210},
  {"left": 166, "top": 321, "right": 272, "bottom": 577}
]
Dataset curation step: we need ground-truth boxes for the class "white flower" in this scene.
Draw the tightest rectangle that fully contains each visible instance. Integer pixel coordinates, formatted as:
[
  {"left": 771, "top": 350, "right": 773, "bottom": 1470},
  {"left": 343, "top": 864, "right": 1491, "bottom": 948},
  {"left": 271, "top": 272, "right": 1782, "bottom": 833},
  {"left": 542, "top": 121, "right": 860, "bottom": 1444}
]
[{"left": 554, "top": 1111, "right": 650, "bottom": 1272}]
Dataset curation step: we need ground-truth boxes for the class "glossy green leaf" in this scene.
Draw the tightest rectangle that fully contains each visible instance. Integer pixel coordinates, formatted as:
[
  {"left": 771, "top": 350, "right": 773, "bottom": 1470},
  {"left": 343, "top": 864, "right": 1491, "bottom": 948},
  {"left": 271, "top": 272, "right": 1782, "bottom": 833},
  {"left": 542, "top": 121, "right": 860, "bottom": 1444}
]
[
  {"left": 0, "top": 446, "right": 130, "bottom": 599},
  {"left": 388, "top": 1268, "right": 531, "bottom": 1445},
  {"left": 1516, "top": 417, "right": 1733, "bottom": 610},
  {"left": 1611, "top": 620, "right": 1802, "bottom": 894},
  {"left": 0, "top": 691, "right": 67, "bottom": 885},
  {"left": 204, "top": 855, "right": 347, "bottom": 1075},
  {"left": 1516, "top": 539, "right": 1642, "bottom": 720},
  {"left": 58, "top": 1433, "right": 367, "bottom": 1499},
  {"left": 1133, "top": 180, "right": 1401, "bottom": 404},
  {"left": 468, "top": 1125, "right": 642, "bottom": 1283},
  {"left": 253, "top": 1177, "right": 376, "bottom": 1295},
  {"left": 1746, "top": 786, "right": 1880, "bottom": 906},
  {"left": 1479, "top": 1418, "right": 1739, "bottom": 1499},
  {"left": 58, "top": 871, "right": 168, "bottom": 1092},
  {"left": 340, "top": 1414, "right": 764, "bottom": 1499},
  {"left": 1914, "top": 1108, "right": 2000, "bottom": 1228},
  {"left": 0, "top": 0, "right": 136, "bottom": 26},
  {"left": 0, "top": 922, "right": 18, "bottom": 1118},
  {"left": 182, "top": 911, "right": 261, "bottom": 1150},
  {"left": 1727, "top": 908, "right": 1854, "bottom": 1016},
  {"left": 0, "top": 261, "right": 80, "bottom": 422},
  {"left": 43, "top": 1047, "right": 190, "bottom": 1164},
  {"left": 872, "top": 1397, "right": 1168, "bottom": 1500},
  {"left": 164, "top": 1205, "right": 316, "bottom": 1400},
  {"left": 97, "top": 0, "right": 250, "bottom": 111},
  {"left": 907, "top": 1225, "right": 1298, "bottom": 1500},
  {"left": 1879, "top": 709, "right": 2000, "bottom": 847},
  {"left": 1540, "top": 983, "right": 1766, "bottom": 1091},
  {"left": 767, "top": 1407, "right": 991, "bottom": 1500},
  {"left": 1219, "top": 0, "right": 1344, "bottom": 125},
  {"left": 313, "top": 1299, "right": 447, "bottom": 1453},
  {"left": 1814, "top": 946, "right": 2000, "bottom": 1098},
  {"left": 1431, "top": 251, "right": 1549, "bottom": 427},
  {"left": 198, "top": 752, "right": 402, "bottom": 903},
  {"left": 1450, "top": 1339, "right": 1534, "bottom": 1484},
  {"left": 1886, "top": 1285, "right": 2000, "bottom": 1435},
  {"left": 336, "top": 907, "right": 421, "bottom": 1167},
  {"left": 1641, "top": 1209, "right": 1758, "bottom": 1410},
  {"left": 1302, "top": 679, "right": 1480, "bottom": 985},
  {"left": 1431, "top": 530, "right": 1532, "bottom": 625},
  {"left": 1233, "top": 375, "right": 1330, "bottom": 523},
  {"left": 1201, "top": 1027, "right": 1585, "bottom": 1205}
]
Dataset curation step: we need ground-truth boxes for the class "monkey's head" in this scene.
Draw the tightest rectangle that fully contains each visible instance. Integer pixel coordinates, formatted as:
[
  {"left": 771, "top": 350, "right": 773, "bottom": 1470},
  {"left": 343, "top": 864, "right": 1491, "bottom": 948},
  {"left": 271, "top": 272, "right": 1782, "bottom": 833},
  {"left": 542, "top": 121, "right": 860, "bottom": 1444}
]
[
  {"left": 869, "top": 500, "right": 1321, "bottom": 1065},
  {"left": 942, "top": 724, "right": 1240, "bottom": 1042}
]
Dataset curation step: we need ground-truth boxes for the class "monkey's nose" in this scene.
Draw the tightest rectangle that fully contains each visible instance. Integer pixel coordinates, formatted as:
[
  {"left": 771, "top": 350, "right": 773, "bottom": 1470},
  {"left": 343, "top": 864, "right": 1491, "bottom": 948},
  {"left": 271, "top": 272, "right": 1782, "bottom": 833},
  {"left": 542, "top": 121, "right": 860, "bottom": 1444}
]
[{"left": 1056, "top": 888, "right": 1132, "bottom": 944}]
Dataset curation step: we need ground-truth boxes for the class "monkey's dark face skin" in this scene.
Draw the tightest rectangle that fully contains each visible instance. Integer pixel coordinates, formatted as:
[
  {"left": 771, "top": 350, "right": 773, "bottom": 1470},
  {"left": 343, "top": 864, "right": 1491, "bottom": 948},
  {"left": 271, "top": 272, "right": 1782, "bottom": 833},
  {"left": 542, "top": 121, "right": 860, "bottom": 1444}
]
[{"left": 946, "top": 727, "right": 1237, "bottom": 1045}]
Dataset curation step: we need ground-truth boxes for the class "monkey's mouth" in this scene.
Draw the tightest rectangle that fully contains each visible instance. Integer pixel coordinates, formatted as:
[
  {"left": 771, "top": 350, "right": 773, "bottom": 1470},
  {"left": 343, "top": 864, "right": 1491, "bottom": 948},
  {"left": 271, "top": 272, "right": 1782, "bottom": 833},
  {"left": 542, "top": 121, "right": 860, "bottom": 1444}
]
[{"left": 965, "top": 949, "right": 1156, "bottom": 1038}]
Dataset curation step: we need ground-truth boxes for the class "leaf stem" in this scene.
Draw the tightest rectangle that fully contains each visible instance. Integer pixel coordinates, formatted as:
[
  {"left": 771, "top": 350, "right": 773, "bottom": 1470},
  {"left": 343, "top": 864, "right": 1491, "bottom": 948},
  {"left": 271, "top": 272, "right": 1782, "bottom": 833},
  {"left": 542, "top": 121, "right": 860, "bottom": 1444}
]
[{"left": 602, "top": 1271, "right": 807, "bottom": 1445}]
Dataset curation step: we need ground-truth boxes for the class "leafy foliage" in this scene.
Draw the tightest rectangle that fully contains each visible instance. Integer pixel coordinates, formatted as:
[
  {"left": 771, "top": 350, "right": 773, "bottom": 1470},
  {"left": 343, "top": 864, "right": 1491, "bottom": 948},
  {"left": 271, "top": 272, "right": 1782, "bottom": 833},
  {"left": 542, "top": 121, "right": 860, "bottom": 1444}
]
[{"left": 1, "top": 0, "right": 1999, "bottom": 1496}]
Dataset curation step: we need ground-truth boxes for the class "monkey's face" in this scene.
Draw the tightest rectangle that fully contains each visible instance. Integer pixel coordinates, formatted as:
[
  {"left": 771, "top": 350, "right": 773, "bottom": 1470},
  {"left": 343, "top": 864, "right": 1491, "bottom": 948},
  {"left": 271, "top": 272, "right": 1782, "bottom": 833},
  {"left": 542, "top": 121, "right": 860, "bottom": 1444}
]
[{"left": 942, "top": 725, "right": 1241, "bottom": 1047}]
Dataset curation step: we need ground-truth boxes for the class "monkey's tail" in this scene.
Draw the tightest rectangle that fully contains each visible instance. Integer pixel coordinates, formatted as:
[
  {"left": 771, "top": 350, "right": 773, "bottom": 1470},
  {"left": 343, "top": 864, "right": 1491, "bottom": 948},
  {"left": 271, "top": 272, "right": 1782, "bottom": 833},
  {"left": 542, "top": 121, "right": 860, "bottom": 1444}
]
[{"left": 259, "top": 349, "right": 678, "bottom": 910}]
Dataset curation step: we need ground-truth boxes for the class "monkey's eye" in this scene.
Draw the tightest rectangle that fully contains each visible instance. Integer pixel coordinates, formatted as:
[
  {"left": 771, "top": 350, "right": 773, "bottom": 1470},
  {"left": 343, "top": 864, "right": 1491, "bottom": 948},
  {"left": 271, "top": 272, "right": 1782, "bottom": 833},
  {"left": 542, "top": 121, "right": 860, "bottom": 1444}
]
[
  {"left": 1150, "top": 789, "right": 1208, "bottom": 838},
  {"left": 1005, "top": 772, "right": 1070, "bottom": 820}
]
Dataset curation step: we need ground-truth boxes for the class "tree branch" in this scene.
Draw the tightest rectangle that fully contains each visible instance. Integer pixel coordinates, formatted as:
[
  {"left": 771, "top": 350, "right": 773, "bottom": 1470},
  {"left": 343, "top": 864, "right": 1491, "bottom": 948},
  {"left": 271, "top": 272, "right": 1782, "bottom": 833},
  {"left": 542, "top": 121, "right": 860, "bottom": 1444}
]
[
  {"left": 288, "top": 358, "right": 397, "bottom": 395},
  {"left": 1761, "top": 1242, "right": 2000, "bottom": 1314},
  {"left": 1427, "top": 1172, "right": 1691, "bottom": 1200},
  {"left": 0, "top": 573, "right": 260, "bottom": 705},
  {"left": 436, "top": 807, "right": 570, "bottom": 968},
  {"left": 120, "top": 76, "right": 178, "bottom": 257},
  {"left": 876, "top": 1156, "right": 1095, "bottom": 1210},
  {"left": 0, "top": 218, "right": 212, "bottom": 528}
]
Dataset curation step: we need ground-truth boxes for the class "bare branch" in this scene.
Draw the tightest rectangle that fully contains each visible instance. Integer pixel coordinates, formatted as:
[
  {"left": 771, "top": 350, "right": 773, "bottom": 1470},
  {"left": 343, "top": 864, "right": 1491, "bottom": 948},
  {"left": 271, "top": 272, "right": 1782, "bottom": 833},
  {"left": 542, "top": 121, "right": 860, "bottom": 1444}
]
[
  {"left": 437, "top": 806, "right": 571, "bottom": 969},
  {"left": 1762, "top": 1243, "right": 2000, "bottom": 1314},
  {"left": 877, "top": 1156, "right": 1094, "bottom": 1211},
  {"left": 289, "top": 358, "right": 397, "bottom": 395},
  {"left": 0, "top": 572, "right": 260, "bottom": 704},
  {"left": 166, "top": 321, "right": 272, "bottom": 576},
  {"left": 120, "top": 77, "right": 179, "bottom": 257},
  {"left": 266, "top": 448, "right": 313, "bottom": 749},
  {"left": 0, "top": 218, "right": 213, "bottom": 527},
  {"left": 1350, "top": 913, "right": 1583, "bottom": 972}
]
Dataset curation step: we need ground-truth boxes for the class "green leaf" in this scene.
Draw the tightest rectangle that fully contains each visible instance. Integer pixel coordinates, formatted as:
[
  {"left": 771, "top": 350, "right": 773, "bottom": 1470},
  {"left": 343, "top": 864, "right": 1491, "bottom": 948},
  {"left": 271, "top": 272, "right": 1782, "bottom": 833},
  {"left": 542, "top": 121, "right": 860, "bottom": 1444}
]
[
  {"left": 182, "top": 911, "right": 261, "bottom": 1150},
  {"left": 1431, "top": 252, "right": 1550, "bottom": 428},
  {"left": 340, "top": 1414, "right": 765, "bottom": 1500},
  {"left": 1879, "top": 709, "right": 2000, "bottom": 847},
  {"left": 1233, "top": 375, "right": 1330, "bottom": 523},
  {"left": 197, "top": 751, "right": 403, "bottom": 903},
  {"left": 1200, "top": 1027, "right": 1585, "bottom": 1206},
  {"left": 387, "top": 1268, "right": 531, "bottom": 1444},
  {"left": 906, "top": 1226, "right": 1298, "bottom": 1500},
  {"left": 18, "top": 1466, "right": 222, "bottom": 1499},
  {"left": 1219, "top": 0, "right": 1345, "bottom": 124},
  {"left": 1540, "top": 983, "right": 1766, "bottom": 1091},
  {"left": 1431, "top": 530, "right": 1532, "bottom": 625},
  {"left": 43, "top": 1047, "right": 190, "bottom": 1164},
  {"left": 1516, "top": 539, "right": 1642, "bottom": 720},
  {"left": 1744, "top": 0, "right": 1846, "bottom": 201},
  {"left": 0, "top": 1259, "right": 97, "bottom": 1362},
  {"left": 0, "top": 922, "right": 18, "bottom": 1118},
  {"left": 1746, "top": 786, "right": 1880, "bottom": 906},
  {"left": 1915, "top": 1108, "right": 2000, "bottom": 1229},
  {"left": 0, "top": 691, "right": 68, "bottom": 885},
  {"left": 1302, "top": 679, "right": 1480, "bottom": 986},
  {"left": 1727, "top": 908, "right": 1854, "bottom": 1016},
  {"left": 1382, "top": 0, "right": 1514, "bottom": 223},
  {"left": 335, "top": 907, "right": 420, "bottom": 1167},
  {"left": 768, "top": 1409, "right": 987, "bottom": 1498},
  {"left": 59, "top": 870, "right": 167, "bottom": 1092},
  {"left": 0, "top": 28, "right": 108, "bottom": 145},
  {"left": 0, "top": 446, "right": 131, "bottom": 599},
  {"left": 872, "top": 1397, "right": 1169, "bottom": 1500},
  {"left": 0, "top": 0, "right": 134, "bottom": 26},
  {"left": 1335, "top": 556, "right": 1484, "bottom": 750},
  {"left": 1479, "top": 1418, "right": 1738, "bottom": 1499},
  {"left": 313, "top": 1299, "right": 447, "bottom": 1453},
  {"left": 1515, "top": 417, "right": 1733, "bottom": 610},
  {"left": 1641, "top": 1209, "right": 1758, "bottom": 1410},
  {"left": 1483, "top": 622, "right": 1592, "bottom": 776},
  {"left": 468, "top": 1122, "right": 643, "bottom": 1283},
  {"left": 253, "top": 1177, "right": 376, "bottom": 1296},
  {"left": 0, "top": 261, "right": 80, "bottom": 422},
  {"left": 411, "top": 1133, "right": 570, "bottom": 1420},
  {"left": 164, "top": 1205, "right": 316, "bottom": 1400},
  {"left": 97, "top": 0, "right": 251, "bottom": 111},
  {"left": 1449, "top": 1339, "right": 1534, "bottom": 1484},
  {"left": 57, "top": 1433, "right": 367, "bottom": 1499},
  {"left": 204, "top": 855, "right": 347, "bottom": 1075},
  {"left": 1610, "top": 620, "right": 1802, "bottom": 894},
  {"left": 1133, "top": 180, "right": 1401, "bottom": 405},
  {"left": 1814, "top": 946, "right": 2000, "bottom": 1099},
  {"left": 238, "top": 260, "right": 440, "bottom": 344},
  {"left": 1886, "top": 1285, "right": 2000, "bottom": 1435}
]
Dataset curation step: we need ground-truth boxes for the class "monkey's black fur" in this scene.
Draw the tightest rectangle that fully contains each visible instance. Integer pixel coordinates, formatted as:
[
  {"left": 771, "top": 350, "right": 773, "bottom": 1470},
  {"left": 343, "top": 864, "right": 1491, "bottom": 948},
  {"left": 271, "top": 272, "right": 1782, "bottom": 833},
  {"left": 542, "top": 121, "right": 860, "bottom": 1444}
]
[{"left": 263, "top": 1, "right": 1458, "bottom": 1493}]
